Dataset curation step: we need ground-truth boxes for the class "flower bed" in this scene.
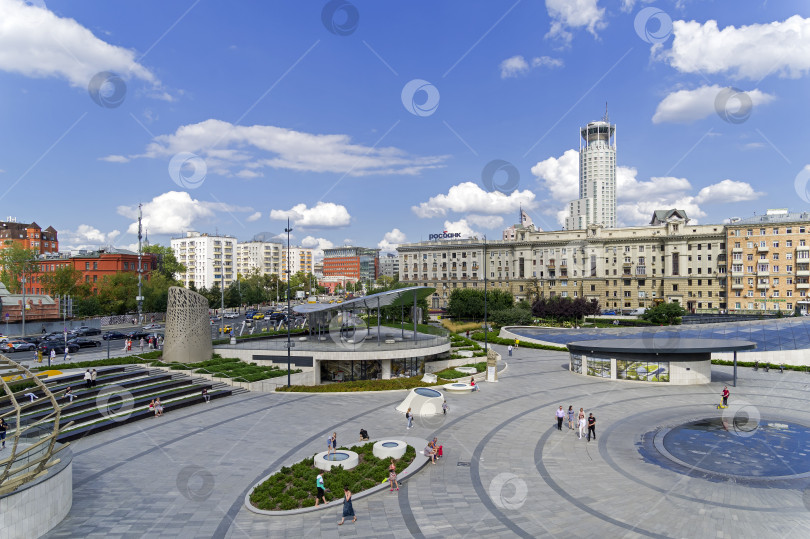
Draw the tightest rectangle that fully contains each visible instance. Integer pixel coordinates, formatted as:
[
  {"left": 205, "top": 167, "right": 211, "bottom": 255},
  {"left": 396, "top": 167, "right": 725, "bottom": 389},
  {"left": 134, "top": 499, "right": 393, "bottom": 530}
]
[{"left": 249, "top": 441, "right": 416, "bottom": 511}]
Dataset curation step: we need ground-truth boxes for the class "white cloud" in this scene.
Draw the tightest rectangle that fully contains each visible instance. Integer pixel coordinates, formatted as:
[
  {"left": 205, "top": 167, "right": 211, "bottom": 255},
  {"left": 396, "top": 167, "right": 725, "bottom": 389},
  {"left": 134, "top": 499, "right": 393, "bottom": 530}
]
[
  {"left": 412, "top": 182, "right": 537, "bottom": 218},
  {"left": 743, "top": 142, "right": 765, "bottom": 150},
  {"left": 652, "top": 85, "right": 775, "bottom": 124},
  {"left": 465, "top": 214, "right": 505, "bottom": 229},
  {"left": 116, "top": 191, "right": 252, "bottom": 235},
  {"left": 378, "top": 228, "right": 406, "bottom": 253},
  {"left": 531, "top": 149, "right": 579, "bottom": 202},
  {"left": 545, "top": 0, "right": 606, "bottom": 44},
  {"left": 270, "top": 201, "right": 351, "bottom": 228},
  {"left": 532, "top": 150, "right": 763, "bottom": 227},
  {"left": 106, "top": 119, "right": 448, "bottom": 177},
  {"left": 0, "top": 0, "right": 163, "bottom": 93},
  {"left": 662, "top": 15, "right": 810, "bottom": 80},
  {"left": 98, "top": 155, "right": 130, "bottom": 163},
  {"left": 300, "top": 235, "right": 334, "bottom": 261},
  {"left": 246, "top": 211, "right": 262, "bottom": 222},
  {"left": 695, "top": 179, "right": 764, "bottom": 204},
  {"left": 442, "top": 219, "right": 480, "bottom": 239},
  {"left": 499, "top": 55, "right": 563, "bottom": 78},
  {"left": 60, "top": 224, "right": 121, "bottom": 252}
]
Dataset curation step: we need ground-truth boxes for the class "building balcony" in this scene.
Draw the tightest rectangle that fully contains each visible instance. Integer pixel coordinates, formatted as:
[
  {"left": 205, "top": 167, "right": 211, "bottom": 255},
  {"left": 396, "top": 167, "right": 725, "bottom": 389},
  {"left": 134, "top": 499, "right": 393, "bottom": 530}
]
[
  {"left": 732, "top": 247, "right": 743, "bottom": 253},
  {"left": 757, "top": 245, "right": 769, "bottom": 252},
  {"left": 798, "top": 245, "right": 810, "bottom": 251},
  {"left": 756, "top": 270, "right": 769, "bottom": 277},
  {"left": 797, "top": 270, "right": 810, "bottom": 277},
  {"left": 756, "top": 282, "right": 770, "bottom": 290},
  {"left": 797, "top": 282, "right": 810, "bottom": 289},
  {"left": 731, "top": 283, "right": 744, "bottom": 289},
  {"left": 730, "top": 270, "right": 745, "bottom": 277}
]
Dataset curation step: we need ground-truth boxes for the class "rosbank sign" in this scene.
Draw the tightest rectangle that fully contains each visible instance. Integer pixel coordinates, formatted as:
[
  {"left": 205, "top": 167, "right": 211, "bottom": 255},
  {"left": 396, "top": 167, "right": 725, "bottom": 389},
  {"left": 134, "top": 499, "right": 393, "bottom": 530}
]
[{"left": 429, "top": 230, "right": 462, "bottom": 241}]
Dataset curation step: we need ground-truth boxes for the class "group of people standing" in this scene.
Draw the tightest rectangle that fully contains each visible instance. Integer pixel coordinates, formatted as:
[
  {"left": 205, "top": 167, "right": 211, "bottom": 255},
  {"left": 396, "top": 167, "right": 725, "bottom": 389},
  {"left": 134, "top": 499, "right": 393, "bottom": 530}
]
[
  {"left": 556, "top": 405, "right": 596, "bottom": 442},
  {"left": 83, "top": 369, "right": 98, "bottom": 388}
]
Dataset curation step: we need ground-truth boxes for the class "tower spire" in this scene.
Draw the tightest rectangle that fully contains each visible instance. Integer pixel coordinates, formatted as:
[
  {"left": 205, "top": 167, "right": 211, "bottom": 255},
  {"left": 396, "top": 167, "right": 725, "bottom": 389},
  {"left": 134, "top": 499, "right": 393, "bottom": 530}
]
[{"left": 603, "top": 101, "right": 609, "bottom": 123}]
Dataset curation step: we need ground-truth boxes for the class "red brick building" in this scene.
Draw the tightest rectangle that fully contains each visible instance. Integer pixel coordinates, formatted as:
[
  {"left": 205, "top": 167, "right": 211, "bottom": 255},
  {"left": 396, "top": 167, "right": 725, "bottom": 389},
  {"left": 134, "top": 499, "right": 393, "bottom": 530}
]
[
  {"left": 322, "top": 247, "right": 379, "bottom": 282},
  {"left": 0, "top": 220, "right": 58, "bottom": 254},
  {"left": 29, "top": 249, "right": 155, "bottom": 295}
]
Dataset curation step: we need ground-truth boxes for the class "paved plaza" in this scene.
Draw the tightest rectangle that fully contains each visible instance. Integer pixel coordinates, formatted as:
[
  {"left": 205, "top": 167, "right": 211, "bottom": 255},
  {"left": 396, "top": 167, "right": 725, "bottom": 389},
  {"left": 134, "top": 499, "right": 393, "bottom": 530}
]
[{"left": 42, "top": 344, "right": 810, "bottom": 538}]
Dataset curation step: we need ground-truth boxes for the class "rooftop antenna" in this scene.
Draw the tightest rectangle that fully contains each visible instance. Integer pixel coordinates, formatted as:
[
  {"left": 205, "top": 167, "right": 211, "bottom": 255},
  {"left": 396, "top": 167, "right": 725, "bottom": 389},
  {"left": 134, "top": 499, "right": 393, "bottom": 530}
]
[{"left": 603, "top": 101, "right": 609, "bottom": 123}]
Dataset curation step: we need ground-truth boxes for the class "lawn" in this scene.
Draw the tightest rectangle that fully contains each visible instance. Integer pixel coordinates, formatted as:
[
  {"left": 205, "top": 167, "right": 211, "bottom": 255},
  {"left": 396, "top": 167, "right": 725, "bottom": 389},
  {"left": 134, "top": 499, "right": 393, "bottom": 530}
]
[
  {"left": 249, "top": 442, "right": 416, "bottom": 511},
  {"left": 434, "top": 361, "right": 488, "bottom": 380},
  {"left": 163, "top": 355, "right": 299, "bottom": 382},
  {"left": 276, "top": 374, "right": 450, "bottom": 392}
]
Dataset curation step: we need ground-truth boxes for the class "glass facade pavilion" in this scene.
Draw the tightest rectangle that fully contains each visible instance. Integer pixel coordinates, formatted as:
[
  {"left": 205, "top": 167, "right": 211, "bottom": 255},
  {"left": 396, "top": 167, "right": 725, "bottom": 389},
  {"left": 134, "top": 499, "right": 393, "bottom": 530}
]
[{"left": 509, "top": 317, "right": 810, "bottom": 352}]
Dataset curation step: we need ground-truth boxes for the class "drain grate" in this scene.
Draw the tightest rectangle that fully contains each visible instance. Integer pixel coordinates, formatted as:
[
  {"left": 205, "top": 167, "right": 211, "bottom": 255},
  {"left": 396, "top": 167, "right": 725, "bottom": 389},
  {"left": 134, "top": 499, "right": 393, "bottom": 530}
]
[{"left": 457, "top": 461, "right": 471, "bottom": 467}]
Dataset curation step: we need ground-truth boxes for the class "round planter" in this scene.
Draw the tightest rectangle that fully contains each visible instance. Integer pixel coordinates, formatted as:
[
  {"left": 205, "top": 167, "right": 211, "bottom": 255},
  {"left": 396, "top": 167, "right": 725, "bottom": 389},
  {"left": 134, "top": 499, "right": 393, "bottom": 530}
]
[
  {"left": 372, "top": 439, "right": 407, "bottom": 460},
  {"left": 313, "top": 450, "right": 359, "bottom": 471},
  {"left": 443, "top": 382, "right": 474, "bottom": 392}
]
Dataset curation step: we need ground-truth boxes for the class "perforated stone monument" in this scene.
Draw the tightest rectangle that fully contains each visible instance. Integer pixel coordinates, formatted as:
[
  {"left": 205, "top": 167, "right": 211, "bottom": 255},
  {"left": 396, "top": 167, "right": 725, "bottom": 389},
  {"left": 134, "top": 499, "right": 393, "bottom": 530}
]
[{"left": 163, "top": 286, "right": 213, "bottom": 363}]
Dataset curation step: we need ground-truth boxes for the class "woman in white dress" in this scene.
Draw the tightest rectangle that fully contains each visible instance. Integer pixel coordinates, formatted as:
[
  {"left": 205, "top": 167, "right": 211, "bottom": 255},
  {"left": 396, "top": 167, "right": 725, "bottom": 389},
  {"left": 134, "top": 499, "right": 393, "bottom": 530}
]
[{"left": 578, "top": 408, "right": 586, "bottom": 439}]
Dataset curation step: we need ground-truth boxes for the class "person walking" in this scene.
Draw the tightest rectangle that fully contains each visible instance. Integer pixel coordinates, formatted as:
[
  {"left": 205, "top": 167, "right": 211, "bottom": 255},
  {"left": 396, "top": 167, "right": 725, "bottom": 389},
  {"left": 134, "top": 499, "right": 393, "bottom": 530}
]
[
  {"left": 578, "top": 408, "right": 586, "bottom": 439},
  {"left": 406, "top": 408, "right": 413, "bottom": 429},
  {"left": 139, "top": 337, "right": 145, "bottom": 352},
  {"left": 0, "top": 418, "right": 7, "bottom": 450},
  {"left": 389, "top": 459, "right": 400, "bottom": 492},
  {"left": 91, "top": 369, "right": 97, "bottom": 387},
  {"left": 442, "top": 400, "right": 448, "bottom": 415},
  {"left": 587, "top": 413, "right": 596, "bottom": 442},
  {"left": 508, "top": 344, "right": 513, "bottom": 357},
  {"left": 514, "top": 339, "right": 519, "bottom": 349},
  {"left": 49, "top": 348, "right": 56, "bottom": 365},
  {"left": 338, "top": 486, "right": 356, "bottom": 525},
  {"left": 315, "top": 472, "right": 327, "bottom": 506},
  {"left": 83, "top": 369, "right": 92, "bottom": 389},
  {"left": 556, "top": 406, "right": 565, "bottom": 431},
  {"left": 722, "top": 386, "right": 730, "bottom": 407},
  {"left": 567, "top": 405, "right": 575, "bottom": 430},
  {"left": 63, "top": 346, "right": 69, "bottom": 362}
]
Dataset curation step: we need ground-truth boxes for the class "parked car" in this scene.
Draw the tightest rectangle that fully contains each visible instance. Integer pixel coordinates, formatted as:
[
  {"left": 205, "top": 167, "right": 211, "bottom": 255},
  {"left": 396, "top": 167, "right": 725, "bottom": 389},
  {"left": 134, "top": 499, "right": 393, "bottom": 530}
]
[
  {"left": 68, "top": 337, "right": 102, "bottom": 348},
  {"left": 1, "top": 340, "right": 37, "bottom": 352},
  {"left": 252, "top": 313, "right": 265, "bottom": 320},
  {"left": 38, "top": 342, "right": 80, "bottom": 355},
  {"left": 142, "top": 323, "right": 163, "bottom": 330},
  {"left": 102, "top": 331, "right": 127, "bottom": 341},
  {"left": 268, "top": 312, "right": 287, "bottom": 322},
  {"left": 126, "top": 330, "right": 150, "bottom": 341},
  {"left": 20, "top": 336, "right": 42, "bottom": 346},
  {"left": 601, "top": 310, "right": 616, "bottom": 315},
  {"left": 223, "top": 312, "right": 239, "bottom": 319},
  {"left": 76, "top": 326, "right": 102, "bottom": 336}
]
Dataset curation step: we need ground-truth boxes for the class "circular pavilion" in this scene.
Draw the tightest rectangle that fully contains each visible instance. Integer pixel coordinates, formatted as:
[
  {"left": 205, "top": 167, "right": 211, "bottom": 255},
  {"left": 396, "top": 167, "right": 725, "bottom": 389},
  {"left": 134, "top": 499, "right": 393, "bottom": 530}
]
[{"left": 567, "top": 338, "right": 756, "bottom": 384}]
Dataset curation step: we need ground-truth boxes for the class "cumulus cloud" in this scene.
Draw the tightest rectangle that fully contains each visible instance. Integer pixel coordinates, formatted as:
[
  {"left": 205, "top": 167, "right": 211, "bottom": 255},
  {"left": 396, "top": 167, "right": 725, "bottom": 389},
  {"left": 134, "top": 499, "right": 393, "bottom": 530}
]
[
  {"left": 116, "top": 191, "right": 253, "bottom": 235},
  {"left": 442, "top": 219, "right": 480, "bottom": 239},
  {"left": 246, "top": 211, "right": 262, "bottom": 222},
  {"left": 378, "top": 228, "right": 406, "bottom": 254},
  {"left": 545, "top": 0, "right": 606, "bottom": 44},
  {"left": 0, "top": 0, "right": 165, "bottom": 95},
  {"left": 301, "top": 235, "right": 334, "bottom": 260},
  {"left": 652, "top": 85, "right": 775, "bottom": 124},
  {"left": 98, "top": 155, "right": 130, "bottom": 163},
  {"left": 531, "top": 151, "right": 763, "bottom": 227},
  {"left": 411, "top": 182, "right": 537, "bottom": 218},
  {"left": 270, "top": 201, "right": 351, "bottom": 228},
  {"left": 499, "top": 55, "right": 563, "bottom": 78},
  {"left": 104, "top": 119, "right": 448, "bottom": 177},
  {"left": 60, "top": 224, "right": 121, "bottom": 252},
  {"left": 661, "top": 16, "right": 810, "bottom": 80}
]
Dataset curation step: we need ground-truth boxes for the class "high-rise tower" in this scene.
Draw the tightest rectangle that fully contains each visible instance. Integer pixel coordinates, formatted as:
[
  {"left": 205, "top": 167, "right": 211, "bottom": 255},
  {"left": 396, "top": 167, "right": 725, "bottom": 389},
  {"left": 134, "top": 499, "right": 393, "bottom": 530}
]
[{"left": 565, "top": 108, "right": 616, "bottom": 230}]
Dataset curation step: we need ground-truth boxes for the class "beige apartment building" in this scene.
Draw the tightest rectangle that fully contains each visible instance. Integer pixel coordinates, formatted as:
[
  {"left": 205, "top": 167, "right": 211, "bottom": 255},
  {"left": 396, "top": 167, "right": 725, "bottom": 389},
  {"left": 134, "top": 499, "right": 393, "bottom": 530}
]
[
  {"left": 236, "top": 240, "right": 283, "bottom": 277},
  {"left": 726, "top": 209, "right": 810, "bottom": 314},
  {"left": 399, "top": 211, "right": 728, "bottom": 312}
]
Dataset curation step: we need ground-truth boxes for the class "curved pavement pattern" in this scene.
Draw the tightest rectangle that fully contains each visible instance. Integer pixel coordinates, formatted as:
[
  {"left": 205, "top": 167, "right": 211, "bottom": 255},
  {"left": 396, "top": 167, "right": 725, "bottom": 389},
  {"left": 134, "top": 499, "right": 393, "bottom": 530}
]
[{"left": 42, "top": 344, "right": 810, "bottom": 538}]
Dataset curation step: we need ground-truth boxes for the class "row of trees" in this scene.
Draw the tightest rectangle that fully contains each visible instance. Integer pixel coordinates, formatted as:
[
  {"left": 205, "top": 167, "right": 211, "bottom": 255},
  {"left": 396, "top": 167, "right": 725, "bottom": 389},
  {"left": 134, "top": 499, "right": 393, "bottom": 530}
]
[
  {"left": 531, "top": 296, "right": 601, "bottom": 321},
  {"left": 445, "top": 288, "right": 515, "bottom": 320},
  {"left": 190, "top": 269, "right": 326, "bottom": 310}
]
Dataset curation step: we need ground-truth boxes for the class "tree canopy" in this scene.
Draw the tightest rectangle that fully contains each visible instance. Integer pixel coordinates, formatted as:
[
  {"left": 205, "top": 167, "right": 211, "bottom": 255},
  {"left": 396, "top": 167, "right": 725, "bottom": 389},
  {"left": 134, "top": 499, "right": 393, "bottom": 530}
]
[
  {"left": 446, "top": 288, "right": 514, "bottom": 320},
  {"left": 640, "top": 302, "right": 686, "bottom": 325},
  {"left": 531, "top": 296, "right": 600, "bottom": 321}
]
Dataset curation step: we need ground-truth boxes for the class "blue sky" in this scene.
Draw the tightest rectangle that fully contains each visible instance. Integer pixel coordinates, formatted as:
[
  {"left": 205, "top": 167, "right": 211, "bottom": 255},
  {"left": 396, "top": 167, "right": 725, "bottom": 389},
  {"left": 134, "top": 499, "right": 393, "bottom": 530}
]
[{"left": 1, "top": 0, "right": 809, "bottom": 257}]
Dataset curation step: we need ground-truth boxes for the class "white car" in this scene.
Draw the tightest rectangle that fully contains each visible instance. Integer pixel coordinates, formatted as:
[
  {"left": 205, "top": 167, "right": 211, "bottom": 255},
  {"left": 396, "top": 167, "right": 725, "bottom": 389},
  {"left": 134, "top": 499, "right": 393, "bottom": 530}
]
[
  {"left": 142, "top": 323, "right": 163, "bottom": 330},
  {"left": 223, "top": 312, "right": 239, "bottom": 319}
]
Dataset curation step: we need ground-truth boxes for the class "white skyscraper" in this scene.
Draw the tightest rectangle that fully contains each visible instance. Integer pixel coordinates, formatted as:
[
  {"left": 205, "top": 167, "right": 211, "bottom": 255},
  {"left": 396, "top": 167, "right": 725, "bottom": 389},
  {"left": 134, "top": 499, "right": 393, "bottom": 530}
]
[{"left": 565, "top": 111, "right": 616, "bottom": 230}]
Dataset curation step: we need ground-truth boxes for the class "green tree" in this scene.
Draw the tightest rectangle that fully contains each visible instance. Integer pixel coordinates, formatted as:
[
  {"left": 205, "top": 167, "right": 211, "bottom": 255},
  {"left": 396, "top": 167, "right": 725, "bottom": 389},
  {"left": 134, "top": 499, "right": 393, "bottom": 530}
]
[
  {"left": 225, "top": 282, "right": 241, "bottom": 308},
  {"left": 144, "top": 244, "right": 185, "bottom": 280},
  {"left": 641, "top": 302, "right": 686, "bottom": 325},
  {"left": 0, "top": 242, "right": 38, "bottom": 294},
  {"left": 490, "top": 307, "right": 534, "bottom": 326},
  {"left": 143, "top": 273, "right": 174, "bottom": 313},
  {"left": 96, "top": 273, "right": 139, "bottom": 315}
]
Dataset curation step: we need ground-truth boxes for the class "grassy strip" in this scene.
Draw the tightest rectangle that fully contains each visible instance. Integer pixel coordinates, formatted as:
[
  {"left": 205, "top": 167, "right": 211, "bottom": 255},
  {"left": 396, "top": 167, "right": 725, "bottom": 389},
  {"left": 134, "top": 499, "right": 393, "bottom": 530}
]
[
  {"left": 0, "top": 379, "right": 38, "bottom": 397},
  {"left": 249, "top": 442, "right": 416, "bottom": 511},
  {"left": 711, "top": 359, "right": 810, "bottom": 372},
  {"left": 440, "top": 320, "right": 482, "bottom": 333},
  {"left": 434, "top": 361, "right": 488, "bottom": 380},
  {"left": 276, "top": 374, "right": 450, "bottom": 393},
  {"left": 469, "top": 331, "right": 568, "bottom": 352},
  {"left": 159, "top": 355, "right": 300, "bottom": 382}
]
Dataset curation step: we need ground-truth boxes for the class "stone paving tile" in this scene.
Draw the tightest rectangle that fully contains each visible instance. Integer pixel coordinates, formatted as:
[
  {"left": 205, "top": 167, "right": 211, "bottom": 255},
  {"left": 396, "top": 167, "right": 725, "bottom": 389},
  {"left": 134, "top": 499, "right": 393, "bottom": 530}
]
[{"left": 36, "top": 345, "right": 810, "bottom": 537}]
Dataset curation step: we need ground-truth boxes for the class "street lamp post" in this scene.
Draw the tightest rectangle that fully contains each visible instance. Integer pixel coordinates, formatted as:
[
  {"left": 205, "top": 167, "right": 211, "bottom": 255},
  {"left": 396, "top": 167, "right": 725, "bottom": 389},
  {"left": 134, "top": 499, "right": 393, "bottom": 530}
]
[
  {"left": 483, "top": 236, "right": 488, "bottom": 353},
  {"left": 285, "top": 218, "right": 293, "bottom": 387}
]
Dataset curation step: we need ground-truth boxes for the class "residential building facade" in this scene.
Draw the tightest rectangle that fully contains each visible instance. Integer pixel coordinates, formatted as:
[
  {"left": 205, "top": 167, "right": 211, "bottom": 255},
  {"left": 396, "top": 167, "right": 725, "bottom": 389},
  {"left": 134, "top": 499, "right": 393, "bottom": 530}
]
[
  {"left": 0, "top": 219, "right": 59, "bottom": 254},
  {"left": 170, "top": 232, "right": 236, "bottom": 290},
  {"left": 399, "top": 211, "right": 728, "bottom": 312},
  {"left": 236, "top": 240, "right": 282, "bottom": 277},
  {"left": 281, "top": 246, "right": 314, "bottom": 279},
  {"left": 379, "top": 253, "right": 400, "bottom": 279},
  {"left": 726, "top": 209, "right": 810, "bottom": 314}
]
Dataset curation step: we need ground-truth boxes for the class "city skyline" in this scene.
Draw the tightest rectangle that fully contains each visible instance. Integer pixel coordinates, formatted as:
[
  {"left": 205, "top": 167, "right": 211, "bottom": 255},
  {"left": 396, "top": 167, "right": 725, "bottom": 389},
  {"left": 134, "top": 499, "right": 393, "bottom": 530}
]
[{"left": 1, "top": 1, "right": 809, "bottom": 259}]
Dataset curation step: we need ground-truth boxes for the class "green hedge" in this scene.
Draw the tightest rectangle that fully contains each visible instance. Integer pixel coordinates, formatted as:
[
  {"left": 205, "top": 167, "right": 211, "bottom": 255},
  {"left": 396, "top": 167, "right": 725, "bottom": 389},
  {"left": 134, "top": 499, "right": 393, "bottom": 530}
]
[
  {"left": 276, "top": 374, "right": 449, "bottom": 392},
  {"left": 249, "top": 442, "right": 416, "bottom": 511},
  {"left": 469, "top": 332, "right": 567, "bottom": 352},
  {"left": 434, "top": 362, "right": 488, "bottom": 380},
  {"left": 711, "top": 359, "right": 810, "bottom": 372}
]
